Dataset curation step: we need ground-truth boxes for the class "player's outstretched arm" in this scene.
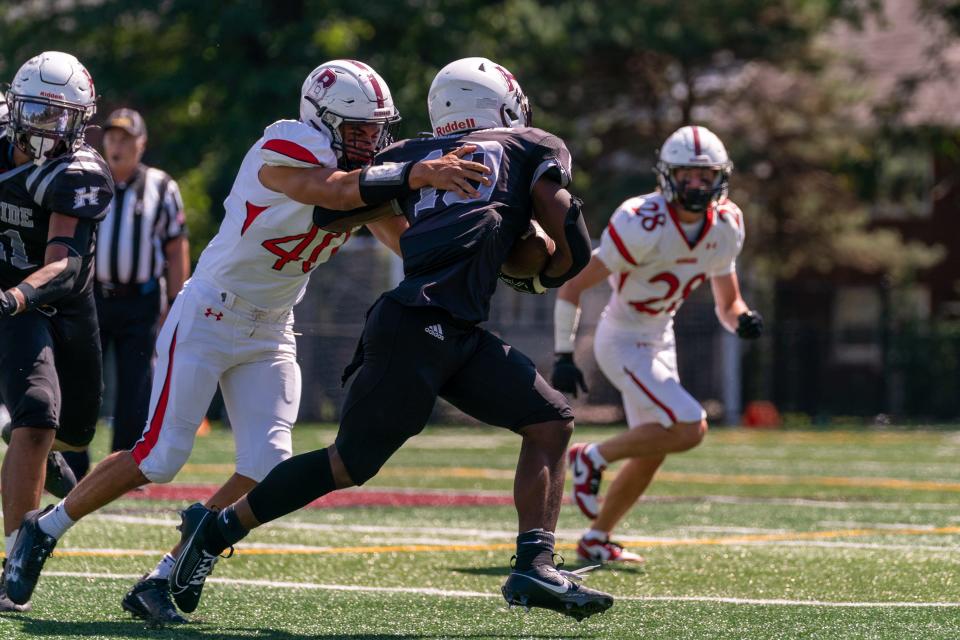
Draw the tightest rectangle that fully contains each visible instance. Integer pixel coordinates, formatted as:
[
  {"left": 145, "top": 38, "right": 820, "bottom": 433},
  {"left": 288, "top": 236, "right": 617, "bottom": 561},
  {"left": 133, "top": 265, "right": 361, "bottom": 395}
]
[
  {"left": 259, "top": 144, "right": 492, "bottom": 212},
  {"left": 711, "top": 271, "right": 763, "bottom": 339},
  {"left": 0, "top": 213, "right": 91, "bottom": 317}
]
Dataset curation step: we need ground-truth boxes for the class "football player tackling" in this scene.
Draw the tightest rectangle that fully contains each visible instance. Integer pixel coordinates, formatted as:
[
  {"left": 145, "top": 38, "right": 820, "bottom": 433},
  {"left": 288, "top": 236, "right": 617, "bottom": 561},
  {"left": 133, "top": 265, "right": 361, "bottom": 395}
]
[
  {"left": 169, "top": 57, "right": 615, "bottom": 622},
  {"left": 552, "top": 125, "right": 763, "bottom": 564},
  {"left": 5, "top": 59, "right": 491, "bottom": 620}
]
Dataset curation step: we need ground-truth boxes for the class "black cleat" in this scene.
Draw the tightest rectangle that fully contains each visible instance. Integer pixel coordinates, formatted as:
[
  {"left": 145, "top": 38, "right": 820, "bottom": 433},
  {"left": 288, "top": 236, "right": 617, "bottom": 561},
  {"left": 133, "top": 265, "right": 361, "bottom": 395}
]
[
  {"left": 170, "top": 503, "right": 229, "bottom": 613},
  {"left": 501, "top": 563, "right": 614, "bottom": 622},
  {"left": 5, "top": 506, "right": 57, "bottom": 605},
  {"left": 44, "top": 451, "right": 77, "bottom": 499},
  {"left": 1, "top": 422, "right": 78, "bottom": 499},
  {"left": 0, "top": 562, "right": 30, "bottom": 613},
  {"left": 122, "top": 575, "right": 188, "bottom": 625}
]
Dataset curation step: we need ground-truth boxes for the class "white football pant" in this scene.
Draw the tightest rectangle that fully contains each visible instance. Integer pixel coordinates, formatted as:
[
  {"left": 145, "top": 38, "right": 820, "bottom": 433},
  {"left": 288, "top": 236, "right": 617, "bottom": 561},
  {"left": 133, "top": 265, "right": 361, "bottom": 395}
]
[{"left": 131, "top": 277, "right": 300, "bottom": 483}]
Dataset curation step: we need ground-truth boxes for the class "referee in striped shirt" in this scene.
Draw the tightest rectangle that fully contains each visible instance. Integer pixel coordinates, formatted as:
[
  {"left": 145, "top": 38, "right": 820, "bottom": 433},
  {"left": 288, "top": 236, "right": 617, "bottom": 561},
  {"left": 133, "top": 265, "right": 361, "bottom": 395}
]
[{"left": 86, "top": 108, "right": 190, "bottom": 469}]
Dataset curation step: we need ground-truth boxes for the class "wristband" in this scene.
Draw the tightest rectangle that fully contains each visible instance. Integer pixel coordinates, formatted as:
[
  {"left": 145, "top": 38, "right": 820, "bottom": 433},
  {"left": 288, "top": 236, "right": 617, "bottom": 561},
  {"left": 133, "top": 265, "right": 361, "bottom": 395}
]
[
  {"left": 358, "top": 161, "right": 414, "bottom": 206},
  {"left": 14, "top": 283, "right": 38, "bottom": 312},
  {"left": 554, "top": 299, "right": 580, "bottom": 353}
]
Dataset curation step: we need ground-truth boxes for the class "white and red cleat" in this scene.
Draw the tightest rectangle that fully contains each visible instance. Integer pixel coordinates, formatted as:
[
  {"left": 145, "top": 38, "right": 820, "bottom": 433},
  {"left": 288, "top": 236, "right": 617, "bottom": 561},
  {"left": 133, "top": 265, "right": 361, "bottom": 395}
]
[
  {"left": 568, "top": 443, "right": 604, "bottom": 519},
  {"left": 577, "top": 536, "right": 645, "bottom": 565}
]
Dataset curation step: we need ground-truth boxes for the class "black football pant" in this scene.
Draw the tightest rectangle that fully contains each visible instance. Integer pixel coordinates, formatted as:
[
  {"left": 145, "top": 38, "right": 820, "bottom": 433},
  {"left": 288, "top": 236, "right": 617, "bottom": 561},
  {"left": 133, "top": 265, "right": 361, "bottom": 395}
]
[{"left": 96, "top": 289, "right": 161, "bottom": 452}]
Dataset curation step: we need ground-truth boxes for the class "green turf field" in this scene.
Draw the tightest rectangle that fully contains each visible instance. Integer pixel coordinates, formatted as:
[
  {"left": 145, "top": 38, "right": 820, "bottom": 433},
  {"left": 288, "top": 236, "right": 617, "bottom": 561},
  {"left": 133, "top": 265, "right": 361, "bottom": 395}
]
[{"left": 1, "top": 424, "right": 958, "bottom": 639}]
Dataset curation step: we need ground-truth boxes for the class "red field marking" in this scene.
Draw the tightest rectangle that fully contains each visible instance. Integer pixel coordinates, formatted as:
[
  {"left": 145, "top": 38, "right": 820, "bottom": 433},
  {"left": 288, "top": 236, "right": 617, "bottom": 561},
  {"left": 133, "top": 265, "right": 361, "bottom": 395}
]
[{"left": 131, "top": 484, "right": 517, "bottom": 508}]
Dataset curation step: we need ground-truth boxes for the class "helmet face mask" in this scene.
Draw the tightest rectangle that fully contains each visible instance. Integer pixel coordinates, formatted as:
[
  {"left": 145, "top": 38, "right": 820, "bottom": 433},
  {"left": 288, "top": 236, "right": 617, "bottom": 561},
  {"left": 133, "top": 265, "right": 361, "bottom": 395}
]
[
  {"left": 5, "top": 51, "right": 96, "bottom": 165},
  {"left": 300, "top": 60, "right": 400, "bottom": 170},
  {"left": 655, "top": 125, "right": 732, "bottom": 214}
]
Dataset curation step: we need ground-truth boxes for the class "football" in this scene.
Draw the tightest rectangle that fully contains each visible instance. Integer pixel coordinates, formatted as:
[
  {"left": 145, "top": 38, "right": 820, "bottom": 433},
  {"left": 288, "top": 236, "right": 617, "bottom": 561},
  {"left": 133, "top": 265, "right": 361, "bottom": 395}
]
[{"left": 501, "top": 220, "right": 555, "bottom": 278}]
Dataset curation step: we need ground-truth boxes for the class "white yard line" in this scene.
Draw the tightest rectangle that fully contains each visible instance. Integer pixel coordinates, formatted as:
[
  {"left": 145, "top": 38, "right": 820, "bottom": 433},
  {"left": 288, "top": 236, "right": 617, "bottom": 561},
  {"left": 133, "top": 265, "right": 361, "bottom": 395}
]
[
  {"left": 44, "top": 571, "right": 960, "bottom": 608},
  {"left": 86, "top": 514, "right": 958, "bottom": 550}
]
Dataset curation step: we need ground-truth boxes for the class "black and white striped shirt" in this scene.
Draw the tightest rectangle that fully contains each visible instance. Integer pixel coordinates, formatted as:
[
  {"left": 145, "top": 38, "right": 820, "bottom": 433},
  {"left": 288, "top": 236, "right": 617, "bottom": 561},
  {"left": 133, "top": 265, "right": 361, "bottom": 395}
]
[{"left": 95, "top": 164, "right": 186, "bottom": 285}]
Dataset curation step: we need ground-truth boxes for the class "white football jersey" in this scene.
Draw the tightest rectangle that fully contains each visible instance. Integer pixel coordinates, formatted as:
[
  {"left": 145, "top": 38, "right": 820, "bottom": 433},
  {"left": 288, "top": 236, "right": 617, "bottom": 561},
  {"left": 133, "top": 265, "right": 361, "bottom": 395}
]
[
  {"left": 595, "top": 191, "right": 744, "bottom": 339},
  {"left": 193, "top": 120, "right": 351, "bottom": 309}
]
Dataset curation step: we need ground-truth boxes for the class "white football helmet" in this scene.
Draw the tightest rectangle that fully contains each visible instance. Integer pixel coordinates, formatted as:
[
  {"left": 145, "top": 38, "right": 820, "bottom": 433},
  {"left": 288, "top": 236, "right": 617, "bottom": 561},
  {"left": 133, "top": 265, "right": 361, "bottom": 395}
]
[
  {"left": 0, "top": 94, "right": 8, "bottom": 126},
  {"left": 299, "top": 59, "right": 400, "bottom": 169},
  {"left": 655, "top": 125, "right": 733, "bottom": 212},
  {"left": 6, "top": 51, "right": 97, "bottom": 164},
  {"left": 427, "top": 57, "right": 532, "bottom": 137}
]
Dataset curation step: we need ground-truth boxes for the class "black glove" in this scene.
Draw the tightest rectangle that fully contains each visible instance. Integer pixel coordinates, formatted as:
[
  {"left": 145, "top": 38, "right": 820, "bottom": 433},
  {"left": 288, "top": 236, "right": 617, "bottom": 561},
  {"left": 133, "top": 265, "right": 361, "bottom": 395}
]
[
  {"left": 736, "top": 310, "right": 763, "bottom": 339},
  {"left": 0, "top": 290, "right": 18, "bottom": 318},
  {"left": 551, "top": 352, "right": 588, "bottom": 397},
  {"left": 498, "top": 272, "right": 545, "bottom": 295}
]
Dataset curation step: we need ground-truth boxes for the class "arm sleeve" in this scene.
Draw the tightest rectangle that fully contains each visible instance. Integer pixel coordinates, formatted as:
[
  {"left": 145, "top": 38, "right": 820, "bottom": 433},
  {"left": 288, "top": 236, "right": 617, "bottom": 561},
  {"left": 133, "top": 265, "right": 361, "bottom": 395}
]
[{"left": 594, "top": 199, "right": 656, "bottom": 273}]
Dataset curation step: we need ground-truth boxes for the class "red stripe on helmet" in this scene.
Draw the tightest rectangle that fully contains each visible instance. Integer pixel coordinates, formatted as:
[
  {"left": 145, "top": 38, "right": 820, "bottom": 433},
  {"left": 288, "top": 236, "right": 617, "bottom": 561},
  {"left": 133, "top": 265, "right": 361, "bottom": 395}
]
[
  {"left": 692, "top": 126, "right": 701, "bottom": 155},
  {"left": 366, "top": 72, "right": 386, "bottom": 109}
]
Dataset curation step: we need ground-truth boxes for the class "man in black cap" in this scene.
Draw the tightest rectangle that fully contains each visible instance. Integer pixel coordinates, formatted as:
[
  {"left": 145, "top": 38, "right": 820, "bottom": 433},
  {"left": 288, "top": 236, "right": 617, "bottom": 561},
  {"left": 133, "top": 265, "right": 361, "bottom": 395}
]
[{"left": 70, "top": 108, "right": 189, "bottom": 476}]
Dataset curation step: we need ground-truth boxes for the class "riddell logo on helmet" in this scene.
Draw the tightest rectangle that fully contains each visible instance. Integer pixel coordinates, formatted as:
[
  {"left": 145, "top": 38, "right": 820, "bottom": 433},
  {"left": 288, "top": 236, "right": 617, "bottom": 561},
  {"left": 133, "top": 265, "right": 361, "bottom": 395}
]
[
  {"left": 435, "top": 118, "right": 476, "bottom": 136},
  {"left": 40, "top": 91, "right": 65, "bottom": 99}
]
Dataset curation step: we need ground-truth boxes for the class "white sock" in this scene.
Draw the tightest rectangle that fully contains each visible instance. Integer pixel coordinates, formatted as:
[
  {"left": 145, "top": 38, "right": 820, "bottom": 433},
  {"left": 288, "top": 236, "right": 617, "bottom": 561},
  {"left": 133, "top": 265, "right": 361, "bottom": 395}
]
[
  {"left": 37, "top": 501, "right": 75, "bottom": 539},
  {"left": 583, "top": 529, "right": 608, "bottom": 542},
  {"left": 4, "top": 531, "right": 17, "bottom": 557},
  {"left": 147, "top": 553, "right": 177, "bottom": 580},
  {"left": 585, "top": 444, "right": 608, "bottom": 469}
]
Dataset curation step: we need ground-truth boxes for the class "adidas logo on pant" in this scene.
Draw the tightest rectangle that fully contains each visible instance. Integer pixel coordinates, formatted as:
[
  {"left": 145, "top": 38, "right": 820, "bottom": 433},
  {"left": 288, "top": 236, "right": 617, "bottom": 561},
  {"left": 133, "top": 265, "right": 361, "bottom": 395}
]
[{"left": 424, "top": 324, "right": 444, "bottom": 341}]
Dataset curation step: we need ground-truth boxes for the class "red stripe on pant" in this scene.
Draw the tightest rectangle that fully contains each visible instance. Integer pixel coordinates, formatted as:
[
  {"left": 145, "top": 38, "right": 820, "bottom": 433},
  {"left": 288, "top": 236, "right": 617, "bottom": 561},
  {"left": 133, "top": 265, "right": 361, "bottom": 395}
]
[
  {"left": 132, "top": 327, "right": 178, "bottom": 463},
  {"left": 623, "top": 367, "right": 677, "bottom": 424}
]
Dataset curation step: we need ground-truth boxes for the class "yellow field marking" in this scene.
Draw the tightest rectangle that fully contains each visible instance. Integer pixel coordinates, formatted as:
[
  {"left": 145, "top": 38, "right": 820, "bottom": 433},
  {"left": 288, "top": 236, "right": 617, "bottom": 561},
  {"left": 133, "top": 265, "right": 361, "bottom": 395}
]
[
  {"left": 655, "top": 471, "right": 960, "bottom": 492},
  {"left": 178, "top": 464, "right": 960, "bottom": 492},
  {"left": 48, "top": 524, "right": 960, "bottom": 558}
]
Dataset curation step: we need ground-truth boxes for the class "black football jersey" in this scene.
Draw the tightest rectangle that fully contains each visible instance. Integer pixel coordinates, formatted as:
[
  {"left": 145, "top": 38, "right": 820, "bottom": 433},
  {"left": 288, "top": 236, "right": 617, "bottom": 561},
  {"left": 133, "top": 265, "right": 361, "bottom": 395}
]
[
  {"left": 376, "top": 127, "right": 572, "bottom": 323},
  {"left": 0, "top": 133, "right": 114, "bottom": 292}
]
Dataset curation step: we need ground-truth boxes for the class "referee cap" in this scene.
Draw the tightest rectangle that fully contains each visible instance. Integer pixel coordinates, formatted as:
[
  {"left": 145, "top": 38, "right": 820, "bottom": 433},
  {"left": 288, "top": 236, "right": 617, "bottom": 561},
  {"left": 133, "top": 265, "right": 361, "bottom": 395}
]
[{"left": 104, "top": 108, "right": 147, "bottom": 138}]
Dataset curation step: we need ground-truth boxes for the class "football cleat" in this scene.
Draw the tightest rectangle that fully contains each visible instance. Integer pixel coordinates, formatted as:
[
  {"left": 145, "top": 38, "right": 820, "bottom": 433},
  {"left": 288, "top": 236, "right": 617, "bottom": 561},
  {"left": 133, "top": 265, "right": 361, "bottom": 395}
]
[
  {"left": 577, "top": 536, "right": 645, "bottom": 565},
  {"left": 169, "top": 503, "right": 229, "bottom": 613},
  {"left": 568, "top": 443, "right": 604, "bottom": 520},
  {"left": 501, "top": 563, "right": 614, "bottom": 622},
  {"left": 1, "top": 422, "right": 78, "bottom": 499},
  {"left": 5, "top": 505, "right": 57, "bottom": 605},
  {"left": 0, "top": 561, "right": 31, "bottom": 612},
  {"left": 122, "top": 575, "right": 188, "bottom": 625}
]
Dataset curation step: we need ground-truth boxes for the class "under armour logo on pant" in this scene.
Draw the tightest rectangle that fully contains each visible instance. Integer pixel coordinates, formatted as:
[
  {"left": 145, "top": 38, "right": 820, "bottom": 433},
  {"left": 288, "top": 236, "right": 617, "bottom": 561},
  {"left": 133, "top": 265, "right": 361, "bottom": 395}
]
[
  {"left": 204, "top": 308, "right": 223, "bottom": 321},
  {"left": 424, "top": 324, "right": 444, "bottom": 341}
]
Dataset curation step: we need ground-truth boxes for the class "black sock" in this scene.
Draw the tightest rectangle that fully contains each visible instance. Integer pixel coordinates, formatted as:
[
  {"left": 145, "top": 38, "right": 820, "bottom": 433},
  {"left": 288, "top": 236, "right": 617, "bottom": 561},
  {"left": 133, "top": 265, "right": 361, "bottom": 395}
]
[
  {"left": 514, "top": 529, "right": 556, "bottom": 571},
  {"left": 246, "top": 448, "right": 337, "bottom": 524},
  {"left": 216, "top": 505, "right": 249, "bottom": 546},
  {"left": 199, "top": 506, "right": 247, "bottom": 556},
  {"left": 61, "top": 450, "right": 90, "bottom": 480}
]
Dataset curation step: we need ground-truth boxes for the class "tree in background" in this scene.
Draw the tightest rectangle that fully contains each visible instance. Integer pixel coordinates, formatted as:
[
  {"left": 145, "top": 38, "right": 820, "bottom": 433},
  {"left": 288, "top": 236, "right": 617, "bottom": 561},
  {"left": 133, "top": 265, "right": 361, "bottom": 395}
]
[{"left": 0, "top": 0, "right": 949, "bottom": 414}]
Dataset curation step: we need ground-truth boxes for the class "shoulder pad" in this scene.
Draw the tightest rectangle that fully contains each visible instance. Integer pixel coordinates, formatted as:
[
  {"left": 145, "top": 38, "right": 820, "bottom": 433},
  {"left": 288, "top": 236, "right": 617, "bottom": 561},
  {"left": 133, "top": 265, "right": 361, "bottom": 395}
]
[
  {"left": 525, "top": 128, "right": 572, "bottom": 188},
  {"left": 714, "top": 198, "right": 745, "bottom": 246},
  {"left": 596, "top": 195, "right": 664, "bottom": 270},
  {"left": 31, "top": 148, "right": 114, "bottom": 220},
  {"left": 260, "top": 119, "right": 337, "bottom": 169}
]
